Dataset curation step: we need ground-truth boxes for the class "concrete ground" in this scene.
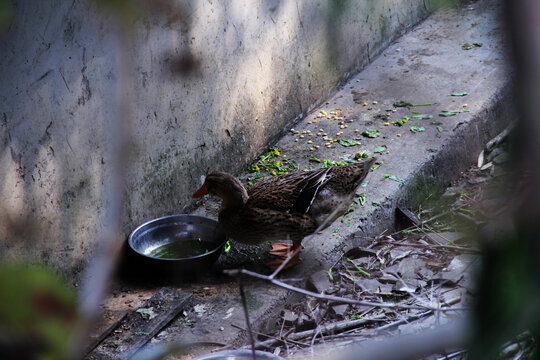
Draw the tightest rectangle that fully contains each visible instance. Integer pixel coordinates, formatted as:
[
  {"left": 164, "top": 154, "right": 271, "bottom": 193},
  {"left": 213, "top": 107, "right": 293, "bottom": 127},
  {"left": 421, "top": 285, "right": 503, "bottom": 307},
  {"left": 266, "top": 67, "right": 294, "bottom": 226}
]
[{"left": 92, "top": 0, "right": 510, "bottom": 358}]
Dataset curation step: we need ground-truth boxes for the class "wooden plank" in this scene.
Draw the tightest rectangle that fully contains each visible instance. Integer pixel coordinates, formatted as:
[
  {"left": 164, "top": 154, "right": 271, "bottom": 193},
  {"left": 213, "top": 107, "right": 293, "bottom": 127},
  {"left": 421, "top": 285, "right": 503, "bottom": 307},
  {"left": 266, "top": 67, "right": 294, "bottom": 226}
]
[
  {"left": 83, "top": 310, "right": 128, "bottom": 357},
  {"left": 85, "top": 288, "right": 192, "bottom": 360}
]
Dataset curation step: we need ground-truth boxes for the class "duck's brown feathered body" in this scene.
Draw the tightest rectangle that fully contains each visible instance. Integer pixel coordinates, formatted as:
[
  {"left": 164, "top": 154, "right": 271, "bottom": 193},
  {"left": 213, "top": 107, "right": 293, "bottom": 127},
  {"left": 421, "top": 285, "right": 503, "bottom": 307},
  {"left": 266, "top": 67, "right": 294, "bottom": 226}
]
[{"left": 193, "top": 158, "right": 376, "bottom": 246}]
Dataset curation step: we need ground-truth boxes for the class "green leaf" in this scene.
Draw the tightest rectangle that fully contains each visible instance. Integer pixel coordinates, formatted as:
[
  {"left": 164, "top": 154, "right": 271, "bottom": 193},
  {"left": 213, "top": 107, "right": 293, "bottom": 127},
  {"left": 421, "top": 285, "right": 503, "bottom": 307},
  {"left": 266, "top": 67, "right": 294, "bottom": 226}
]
[
  {"left": 449, "top": 91, "right": 468, "bottom": 96},
  {"left": 439, "top": 109, "right": 470, "bottom": 117},
  {"left": 337, "top": 138, "right": 360, "bottom": 147},
  {"left": 371, "top": 201, "right": 380, "bottom": 207},
  {"left": 383, "top": 174, "right": 405, "bottom": 183},
  {"left": 392, "top": 117, "right": 408, "bottom": 126},
  {"left": 346, "top": 258, "right": 371, "bottom": 277},
  {"left": 358, "top": 193, "right": 366, "bottom": 206},
  {"left": 393, "top": 101, "right": 413, "bottom": 107},
  {"left": 224, "top": 240, "right": 231, "bottom": 253},
  {"left": 409, "top": 125, "right": 425, "bottom": 133},
  {"left": 309, "top": 157, "right": 321, "bottom": 163},
  {"left": 362, "top": 128, "right": 380, "bottom": 138},
  {"left": 394, "top": 100, "right": 433, "bottom": 107},
  {"left": 437, "top": 126, "right": 444, "bottom": 132},
  {"left": 411, "top": 114, "right": 433, "bottom": 120},
  {"left": 373, "top": 145, "right": 387, "bottom": 154},
  {"left": 361, "top": 180, "right": 369, "bottom": 188},
  {"left": 327, "top": 268, "right": 334, "bottom": 282},
  {"left": 462, "top": 43, "right": 482, "bottom": 50},
  {"left": 355, "top": 150, "right": 369, "bottom": 160}
]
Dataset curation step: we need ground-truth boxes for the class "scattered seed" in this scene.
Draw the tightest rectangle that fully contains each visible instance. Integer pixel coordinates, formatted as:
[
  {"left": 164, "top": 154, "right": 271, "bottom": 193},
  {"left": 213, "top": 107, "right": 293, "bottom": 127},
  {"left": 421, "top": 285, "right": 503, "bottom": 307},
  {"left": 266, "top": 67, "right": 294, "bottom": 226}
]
[
  {"left": 314, "top": 145, "right": 320, "bottom": 149},
  {"left": 290, "top": 128, "right": 295, "bottom": 132},
  {"left": 386, "top": 151, "right": 390, "bottom": 154},
  {"left": 363, "top": 102, "right": 368, "bottom": 106},
  {"left": 354, "top": 129, "right": 359, "bottom": 133},
  {"left": 339, "top": 121, "right": 345, "bottom": 125},
  {"left": 309, "top": 147, "right": 314, "bottom": 151},
  {"left": 326, "top": 145, "right": 332, "bottom": 148},
  {"left": 340, "top": 125, "right": 345, "bottom": 129},
  {"left": 307, "top": 140, "right": 313, "bottom": 144},
  {"left": 302, "top": 131, "right": 307, "bottom": 134},
  {"left": 295, "top": 139, "right": 299, "bottom": 142},
  {"left": 392, "top": 109, "right": 397, "bottom": 113},
  {"left": 373, "top": 101, "right": 378, "bottom": 105},
  {"left": 309, "top": 133, "right": 313, "bottom": 136},
  {"left": 463, "top": 104, "right": 468, "bottom": 107},
  {"left": 384, "top": 122, "right": 389, "bottom": 126},
  {"left": 300, "top": 135, "right": 305, "bottom": 138},
  {"left": 294, "top": 130, "right": 299, "bottom": 134},
  {"left": 313, "top": 120, "right": 317, "bottom": 123},
  {"left": 397, "top": 134, "right": 401, "bottom": 137},
  {"left": 323, "top": 133, "right": 327, "bottom": 136}
]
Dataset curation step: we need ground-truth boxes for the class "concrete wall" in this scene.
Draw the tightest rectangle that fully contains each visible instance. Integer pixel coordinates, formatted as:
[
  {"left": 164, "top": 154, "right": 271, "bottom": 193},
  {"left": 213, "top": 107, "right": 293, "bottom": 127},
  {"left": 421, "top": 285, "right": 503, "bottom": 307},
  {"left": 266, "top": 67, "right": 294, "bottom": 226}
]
[{"left": 0, "top": 0, "right": 438, "bottom": 274}]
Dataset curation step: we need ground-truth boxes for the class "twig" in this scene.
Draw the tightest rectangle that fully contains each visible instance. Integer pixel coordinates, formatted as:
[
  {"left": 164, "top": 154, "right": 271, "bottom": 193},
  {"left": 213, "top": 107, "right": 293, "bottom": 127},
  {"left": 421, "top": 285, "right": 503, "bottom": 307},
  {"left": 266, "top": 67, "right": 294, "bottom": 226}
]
[
  {"left": 485, "top": 122, "right": 515, "bottom": 152},
  {"left": 369, "top": 310, "right": 433, "bottom": 334},
  {"left": 238, "top": 274, "right": 257, "bottom": 360},
  {"left": 249, "top": 314, "right": 387, "bottom": 350},
  {"left": 231, "top": 323, "right": 309, "bottom": 348},
  {"left": 382, "top": 239, "right": 480, "bottom": 254},
  {"left": 223, "top": 269, "right": 468, "bottom": 312},
  {"left": 434, "top": 349, "right": 468, "bottom": 360}
]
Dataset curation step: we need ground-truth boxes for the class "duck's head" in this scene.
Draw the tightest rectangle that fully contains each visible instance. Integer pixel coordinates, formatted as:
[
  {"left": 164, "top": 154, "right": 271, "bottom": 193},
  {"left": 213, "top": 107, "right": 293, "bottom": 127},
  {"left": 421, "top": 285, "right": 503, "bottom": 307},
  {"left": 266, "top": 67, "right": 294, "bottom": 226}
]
[{"left": 192, "top": 171, "right": 248, "bottom": 207}]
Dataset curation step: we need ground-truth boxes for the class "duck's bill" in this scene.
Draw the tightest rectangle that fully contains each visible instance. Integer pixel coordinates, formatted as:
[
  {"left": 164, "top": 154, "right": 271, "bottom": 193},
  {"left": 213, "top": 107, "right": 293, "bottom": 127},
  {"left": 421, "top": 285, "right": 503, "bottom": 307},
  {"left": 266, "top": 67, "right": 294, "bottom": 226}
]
[{"left": 192, "top": 184, "right": 208, "bottom": 198}]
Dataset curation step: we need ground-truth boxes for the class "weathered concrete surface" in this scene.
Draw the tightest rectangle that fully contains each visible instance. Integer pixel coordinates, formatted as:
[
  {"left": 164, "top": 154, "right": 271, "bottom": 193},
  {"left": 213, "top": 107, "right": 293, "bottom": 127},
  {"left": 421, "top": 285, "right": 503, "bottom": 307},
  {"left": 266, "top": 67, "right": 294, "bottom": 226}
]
[
  {"left": 0, "top": 0, "right": 437, "bottom": 273},
  {"left": 145, "top": 0, "right": 509, "bottom": 355}
]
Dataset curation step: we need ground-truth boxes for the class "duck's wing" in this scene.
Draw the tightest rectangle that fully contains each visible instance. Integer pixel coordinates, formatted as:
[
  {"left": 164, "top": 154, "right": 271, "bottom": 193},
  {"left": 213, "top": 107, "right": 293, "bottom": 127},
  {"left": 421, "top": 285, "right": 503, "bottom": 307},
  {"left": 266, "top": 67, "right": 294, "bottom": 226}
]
[
  {"left": 247, "top": 167, "right": 331, "bottom": 213},
  {"left": 325, "top": 158, "right": 376, "bottom": 192},
  {"left": 222, "top": 206, "right": 318, "bottom": 244}
]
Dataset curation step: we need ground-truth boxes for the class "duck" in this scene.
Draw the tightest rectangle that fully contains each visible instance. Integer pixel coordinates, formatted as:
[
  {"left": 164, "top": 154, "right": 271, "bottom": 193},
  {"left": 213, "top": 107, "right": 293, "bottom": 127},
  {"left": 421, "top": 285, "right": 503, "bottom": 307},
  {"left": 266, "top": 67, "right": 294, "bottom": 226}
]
[{"left": 192, "top": 157, "right": 376, "bottom": 269}]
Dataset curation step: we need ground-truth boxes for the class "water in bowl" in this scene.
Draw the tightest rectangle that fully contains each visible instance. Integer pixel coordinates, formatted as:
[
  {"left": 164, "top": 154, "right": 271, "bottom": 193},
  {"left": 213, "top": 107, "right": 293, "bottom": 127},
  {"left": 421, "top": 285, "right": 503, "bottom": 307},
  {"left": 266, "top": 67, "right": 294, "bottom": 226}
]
[{"left": 147, "top": 237, "right": 215, "bottom": 259}]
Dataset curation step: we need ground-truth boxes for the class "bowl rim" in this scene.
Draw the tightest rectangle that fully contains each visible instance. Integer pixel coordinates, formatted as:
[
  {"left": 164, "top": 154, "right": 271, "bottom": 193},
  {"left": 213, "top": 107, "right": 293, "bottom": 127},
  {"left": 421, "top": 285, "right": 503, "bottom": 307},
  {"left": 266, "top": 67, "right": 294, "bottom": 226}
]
[{"left": 127, "top": 214, "right": 227, "bottom": 261}]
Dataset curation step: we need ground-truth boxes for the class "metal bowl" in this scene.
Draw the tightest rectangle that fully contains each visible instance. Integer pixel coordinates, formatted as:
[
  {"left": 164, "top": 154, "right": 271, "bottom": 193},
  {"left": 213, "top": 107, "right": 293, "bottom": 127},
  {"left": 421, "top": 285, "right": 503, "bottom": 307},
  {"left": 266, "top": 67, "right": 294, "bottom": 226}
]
[
  {"left": 127, "top": 214, "right": 227, "bottom": 278},
  {"left": 192, "top": 350, "right": 283, "bottom": 360}
]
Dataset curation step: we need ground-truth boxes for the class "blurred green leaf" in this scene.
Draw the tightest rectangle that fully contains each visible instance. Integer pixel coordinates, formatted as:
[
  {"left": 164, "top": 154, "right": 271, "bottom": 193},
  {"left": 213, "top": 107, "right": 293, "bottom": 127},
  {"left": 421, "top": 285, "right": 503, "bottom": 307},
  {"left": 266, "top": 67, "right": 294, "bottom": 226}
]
[
  {"left": 362, "top": 128, "right": 380, "bottom": 138},
  {"left": 439, "top": 109, "right": 470, "bottom": 117},
  {"left": 449, "top": 91, "right": 468, "bottom": 96},
  {"left": 0, "top": 264, "right": 77, "bottom": 360}
]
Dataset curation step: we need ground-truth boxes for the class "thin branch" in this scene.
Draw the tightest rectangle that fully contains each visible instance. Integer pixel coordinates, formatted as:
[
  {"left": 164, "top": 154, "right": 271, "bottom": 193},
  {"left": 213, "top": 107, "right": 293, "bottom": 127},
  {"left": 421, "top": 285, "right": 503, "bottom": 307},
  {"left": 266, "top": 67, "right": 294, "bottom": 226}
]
[
  {"left": 231, "top": 323, "right": 310, "bottom": 348},
  {"left": 382, "top": 239, "right": 480, "bottom": 254},
  {"left": 247, "top": 314, "right": 387, "bottom": 350},
  {"left": 238, "top": 274, "right": 257, "bottom": 360},
  {"left": 224, "top": 269, "right": 469, "bottom": 312}
]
